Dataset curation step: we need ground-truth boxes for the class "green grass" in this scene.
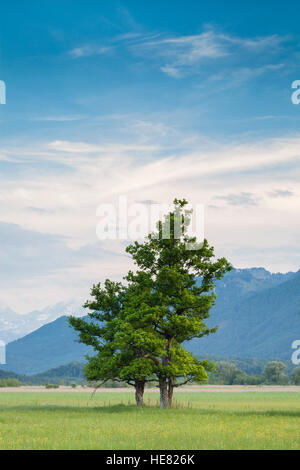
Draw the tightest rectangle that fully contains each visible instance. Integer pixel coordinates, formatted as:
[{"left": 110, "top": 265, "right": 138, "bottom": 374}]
[{"left": 0, "top": 391, "right": 300, "bottom": 449}]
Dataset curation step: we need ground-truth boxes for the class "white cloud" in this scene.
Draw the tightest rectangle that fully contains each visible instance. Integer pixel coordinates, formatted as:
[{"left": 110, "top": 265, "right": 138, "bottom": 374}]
[
  {"left": 214, "top": 192, "right": 260, "bottom": 207},
  {"left": 219, "top": 33, "right": 285, "bottom": 50},
  {"left": 47, "top": 140, "right": 158, "bottom": 154},
  {"left": 31, "top": 115, "right": 86, "bottom": 122},
  {"left": 0, "top": 131, "right": 300, "bottom": 310},
  {"left": 128, "top": 29, "right": 288, "bottom": 78},
  {"left": 69, "top": 45, "right": 112, "bottom": 58},
  {"left": 160, "top": 66, "right": 182, "bottom": 78},
  {"left": 68, "top": 28, "right": 288, "bottom": 80},
  {"left": 268, "top": 189, "right": 294, "bottom": 198}
]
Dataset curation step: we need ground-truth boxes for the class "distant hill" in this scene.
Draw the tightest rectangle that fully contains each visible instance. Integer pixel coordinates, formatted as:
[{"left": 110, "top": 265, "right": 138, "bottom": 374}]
[
  {"left": 0, "top": 267, "right": 299, "bottom": 375},
  {"left": 0, "top": 362, "right": 85, "bottom": 385},
  {"left": 0, "top": 367, "right": 27, "bottom": 381},
  {"left": 28, "top": 362, "right": 85, "bottom": 384}
]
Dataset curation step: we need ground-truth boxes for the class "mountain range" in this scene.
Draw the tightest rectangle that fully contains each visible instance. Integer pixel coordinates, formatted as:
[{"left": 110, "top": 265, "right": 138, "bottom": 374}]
[
  {"left": 0, "top": 267, "right": 299, "bottom": 375},
  {"left": 0, "top": 315, "right": 92, "bottom": 375},
  {"left": 190, "top": 267, "right": 300, "bottom": 360},
  {"left": 0, "top": 301, "right": 85, "bottom": 343}
]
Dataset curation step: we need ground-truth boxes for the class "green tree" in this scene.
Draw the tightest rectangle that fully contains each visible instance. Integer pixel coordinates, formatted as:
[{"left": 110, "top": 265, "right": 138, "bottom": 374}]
[
  {"left": 292, "top": 367, "right": 300, "bottom": 385},
  {"left": 124, "top": 199, "right": 232, "bottom": 407},
  {"left": 263, "top": 361, "right": 289, "bottom": 385},
  {"left": 212, "top": 361, "right": 241, "bottom": 385},
  {"left": 69, "top": 280, "right": 157, "bottom": 406},
  {"left": 209, "top": 361, "right": 265, "bottom": 385},
  {"left": 69, "top": 199, "right": 232, "bottom": 408}
]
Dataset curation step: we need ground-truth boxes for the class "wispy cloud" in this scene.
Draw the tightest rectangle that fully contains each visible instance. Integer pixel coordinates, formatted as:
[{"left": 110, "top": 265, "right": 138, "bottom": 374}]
[
  {"left": 219, "top": 33, "right": 285, "bottom": 50},
  {"left": 214, "top": 192, "right": 259, "bottom": 207},
  {"left": 129, "top": 29, "right": 287, "bottom": 78},
  {"left": 69, "top": 45, "right": 112, "bottom": 58},
  {"left": 127, "top": 30, "right": 229, "bottom": 78},
  {"left": 268, "top": 189, "right": 294, "bottom": 198},
  {"left": 47, "top": 140, "right": 159, "bottom": 154},
  {"left": 68, "top": 32, "right": 157, "bottom": 59},
  {"left": 31, "top": 115, "right": 86, "bottom": 122},
  {"left": 201, "top": 62, "right": 285, "bottom": 95},
  {"left": 68, "top": 28, "right": 288, "bottom": 81}
]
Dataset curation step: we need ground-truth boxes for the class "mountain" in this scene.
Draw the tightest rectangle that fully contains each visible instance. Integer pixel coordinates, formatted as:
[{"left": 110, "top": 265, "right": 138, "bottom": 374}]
[
  {"left": 0, "top": 301, "right": 85, "bottom": 343},
  {"left": 0, "top": 306, "right": 24, "bottom": 343},
  {"left": 0, "top": 267, "right": 299, "bottom": 375},
  {"left": 0, "top": 316, "right": 92, "bottom": 375},
  {"left": 188, "top": 268, "right": 300, "bottom": 360},
  {"left": 208, "top": 267, "right": 295, "bottom": 305}
]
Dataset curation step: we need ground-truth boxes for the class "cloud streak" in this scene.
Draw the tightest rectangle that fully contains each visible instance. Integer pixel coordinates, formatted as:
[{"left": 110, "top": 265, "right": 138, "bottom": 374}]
[
  {"left": 69, "top": 28, "right": 288, "bottom": 80},
  {"left": 69, "top": 45, "right": 112, "bottom": 58}
]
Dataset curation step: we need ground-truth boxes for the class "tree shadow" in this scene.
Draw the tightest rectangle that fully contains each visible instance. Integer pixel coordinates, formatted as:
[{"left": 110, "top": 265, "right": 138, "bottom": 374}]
[
  {"left": 0, "top": 403, "right": 144, "bottom": 414},
  {"left": 1, "top": 403, "right": 300, "bottom": 418}
]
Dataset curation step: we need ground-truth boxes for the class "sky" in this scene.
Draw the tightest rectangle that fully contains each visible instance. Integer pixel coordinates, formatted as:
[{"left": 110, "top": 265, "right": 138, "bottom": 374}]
[{"left": 0, "top": 0, "right": 300, "bottom": 312}]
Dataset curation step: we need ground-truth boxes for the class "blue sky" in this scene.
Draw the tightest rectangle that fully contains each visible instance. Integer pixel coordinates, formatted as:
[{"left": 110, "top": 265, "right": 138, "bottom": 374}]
[{"left": 0, "top": 1, "right": 300, "bottom": 312}]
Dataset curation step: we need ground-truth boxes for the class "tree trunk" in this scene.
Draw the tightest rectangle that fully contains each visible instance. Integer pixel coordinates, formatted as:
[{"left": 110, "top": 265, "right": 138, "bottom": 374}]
[
  {"left": 135, "top": 381, "right": 145, "bottom": 407},
  {"left": 168, "top": 378, "right": 174, "bottom": 407},
  {"left": 160, "top": 338, "right": 173, "bottom": 408},
  {"left": 159, "top": 377, "right": 169, "bottom": 408}
]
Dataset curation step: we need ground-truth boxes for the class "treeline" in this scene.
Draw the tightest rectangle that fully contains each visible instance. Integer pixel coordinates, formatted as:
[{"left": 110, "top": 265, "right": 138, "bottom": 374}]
[
  {"left": 0, "top": 362, "right": 135, "bottom": 387},
  {"left": 198, "top": 355, "right": 269, "bottom": 375},
  {"left": 0, "top": 362, "right": 85, "bottom": 386},
  {"left": 0, "top": 378, "right": 23, "bottom": 387},
  {"left": 208, "top": 361, "right": 300, "bottom": 385},
  {"left": 1, "top": 359, "right": 300, "bottom": 388}
]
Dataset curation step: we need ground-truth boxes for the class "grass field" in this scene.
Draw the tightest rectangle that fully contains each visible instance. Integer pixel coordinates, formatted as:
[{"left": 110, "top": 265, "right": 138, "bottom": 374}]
[{"left": 0, "top": 390, "right": 300, "bottom": 449}]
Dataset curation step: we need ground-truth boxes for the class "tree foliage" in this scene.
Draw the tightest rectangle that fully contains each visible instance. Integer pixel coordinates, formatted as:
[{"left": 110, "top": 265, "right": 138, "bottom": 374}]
[
  {"left": 292, "top": 367, "right": 300, "bottom": 385},
  {"left": 263, "top": 361, "right": 289, "bottom": 385}
]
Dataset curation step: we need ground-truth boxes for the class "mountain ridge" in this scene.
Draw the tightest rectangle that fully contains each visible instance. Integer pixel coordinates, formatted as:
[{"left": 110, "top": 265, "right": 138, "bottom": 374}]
[
  {"left": 189, "top": 269, "right": 300, "bottom": 359},
  {"left": 0, "top": 300, "right": 85, "bottom": 343}
]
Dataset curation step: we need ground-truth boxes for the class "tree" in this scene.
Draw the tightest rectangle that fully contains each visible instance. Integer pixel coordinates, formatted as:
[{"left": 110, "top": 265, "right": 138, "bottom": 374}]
[
  {"left": 209, "top": 361, "right": 265, "bottom": 385},
  {"left": 212, "top": 361, "right": 242, "bottom": 385},
  {"left": 263, "top": 361, "right": 289, "bottom": 385},
  {"left": 292, "top": 367, "right": 300, "bottom": 385},
  {"left": 69, "top": 199, "right": 232, "bottom": 408},
  {"left": 124, "top": 199, "right": 232, "bottom": 407},
  {"left": 69, "top": 280, "right": 157, "bottom": 406}
]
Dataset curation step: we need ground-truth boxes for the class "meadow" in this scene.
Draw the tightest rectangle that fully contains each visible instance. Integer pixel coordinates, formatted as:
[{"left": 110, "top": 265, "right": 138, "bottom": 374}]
[{"left": 0, "top": 390, "right": 299, "bottom": 450}]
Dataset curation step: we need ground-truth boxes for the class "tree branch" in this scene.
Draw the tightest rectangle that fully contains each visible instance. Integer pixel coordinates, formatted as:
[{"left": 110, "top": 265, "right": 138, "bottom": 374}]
[{"left": 143, "top": 354, "right": 160, "bottom": 366}]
